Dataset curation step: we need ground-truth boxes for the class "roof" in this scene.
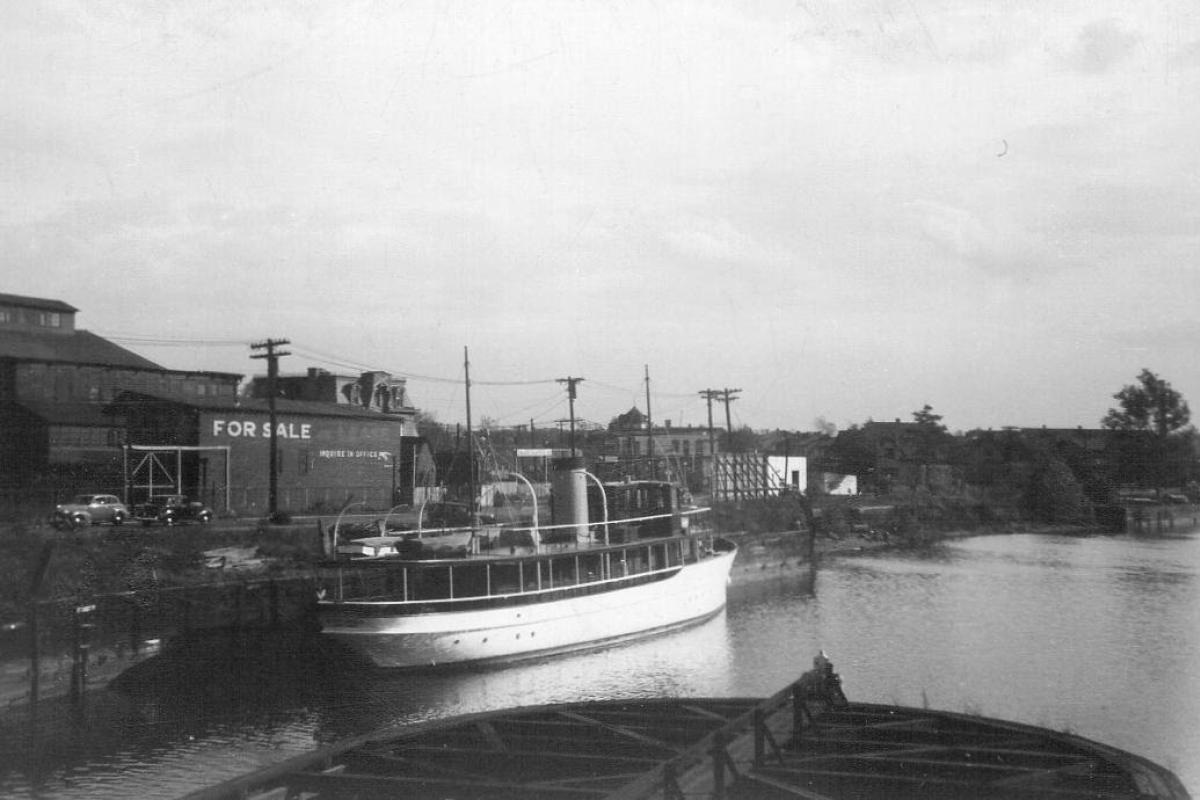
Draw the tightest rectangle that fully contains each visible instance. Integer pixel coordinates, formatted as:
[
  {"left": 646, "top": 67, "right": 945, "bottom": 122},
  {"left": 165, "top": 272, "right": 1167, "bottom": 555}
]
[
  {"left": 0, "top": 293, "right": 78, "bottom": 313},
  {"left": 109, "top": 389, "right": 411, "bottom": 421},
  {"left": 0, "top": 328, "right": 163, "bottom": 369}
]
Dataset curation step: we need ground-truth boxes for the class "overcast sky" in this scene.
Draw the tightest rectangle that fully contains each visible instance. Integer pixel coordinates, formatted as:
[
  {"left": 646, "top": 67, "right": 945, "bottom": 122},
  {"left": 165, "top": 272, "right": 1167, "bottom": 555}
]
[{"left": 4, "top": 1, "right": 1198, "bottom": 434}]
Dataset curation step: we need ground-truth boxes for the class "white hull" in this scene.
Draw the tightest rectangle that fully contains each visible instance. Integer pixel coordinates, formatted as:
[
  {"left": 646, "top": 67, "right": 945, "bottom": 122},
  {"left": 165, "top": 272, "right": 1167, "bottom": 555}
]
[{"left": 320, "top": 548, "right": 736, "bottom": 668}]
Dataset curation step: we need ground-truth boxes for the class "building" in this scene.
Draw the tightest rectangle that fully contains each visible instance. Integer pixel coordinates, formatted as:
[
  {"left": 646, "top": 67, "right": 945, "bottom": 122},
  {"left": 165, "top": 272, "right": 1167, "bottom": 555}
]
[
  {"left": 831, "top": 419, "right": 955, "bottom": 493},
  {"left": 604, "top": 406, "right": 719, "bottom": 484},
  {"left": 108, "top": 388, "right": 427, "bottom": 513},
  {"left": 1, "top": 293, "right": 434, "bottom": 515},
  {"left": 0, "top": 293, "right": 240, "bottom": 494},
  {"left": 246, "top": 367, "right": 415, "bottom": 415}
]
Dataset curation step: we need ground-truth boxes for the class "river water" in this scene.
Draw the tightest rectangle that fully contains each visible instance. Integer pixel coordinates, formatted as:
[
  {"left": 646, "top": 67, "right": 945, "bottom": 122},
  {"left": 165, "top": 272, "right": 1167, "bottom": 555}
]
[{"left": 1, "top": 528, "right": 1197, "bottom": 798}]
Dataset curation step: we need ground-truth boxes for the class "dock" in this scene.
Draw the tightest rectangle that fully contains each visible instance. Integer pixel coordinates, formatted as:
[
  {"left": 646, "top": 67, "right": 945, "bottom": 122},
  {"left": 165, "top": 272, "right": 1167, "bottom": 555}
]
[{"left": 181, "top": 656, "right": 1190, "bottom": 800}]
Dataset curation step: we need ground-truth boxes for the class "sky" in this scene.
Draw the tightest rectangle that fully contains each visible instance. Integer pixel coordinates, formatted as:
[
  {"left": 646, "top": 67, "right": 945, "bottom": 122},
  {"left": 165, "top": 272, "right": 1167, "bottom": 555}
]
[{"left": 3, "top": 1, "right": 1199, "bottom": 435}]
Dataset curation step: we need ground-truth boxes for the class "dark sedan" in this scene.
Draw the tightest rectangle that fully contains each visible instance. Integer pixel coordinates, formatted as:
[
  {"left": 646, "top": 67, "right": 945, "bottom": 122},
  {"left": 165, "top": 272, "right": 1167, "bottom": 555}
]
[{"left": 133, "top": 495, "right": 214, "bottom": 526}]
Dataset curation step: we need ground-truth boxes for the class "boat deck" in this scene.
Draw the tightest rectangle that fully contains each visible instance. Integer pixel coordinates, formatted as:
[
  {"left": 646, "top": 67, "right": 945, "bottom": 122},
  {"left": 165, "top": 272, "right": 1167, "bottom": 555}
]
[{"left": 182, "top": 662, "right": 1189, "bottom": 800}]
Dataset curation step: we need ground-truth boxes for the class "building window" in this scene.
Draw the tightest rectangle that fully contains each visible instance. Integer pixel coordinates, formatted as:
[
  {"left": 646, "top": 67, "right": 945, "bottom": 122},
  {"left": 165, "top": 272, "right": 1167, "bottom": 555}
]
[
  {"left": 0, "top": 309, "right": 11, "bottom": 324},
  {"left": 38, "top": 312, "right": 61, "bottom": 328}
]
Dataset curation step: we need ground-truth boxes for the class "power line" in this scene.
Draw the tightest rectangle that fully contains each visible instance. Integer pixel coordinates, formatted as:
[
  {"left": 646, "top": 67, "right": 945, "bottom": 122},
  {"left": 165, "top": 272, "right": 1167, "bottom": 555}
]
[{"left": 97, "top": 332, "right": 252, "bottom": 347}]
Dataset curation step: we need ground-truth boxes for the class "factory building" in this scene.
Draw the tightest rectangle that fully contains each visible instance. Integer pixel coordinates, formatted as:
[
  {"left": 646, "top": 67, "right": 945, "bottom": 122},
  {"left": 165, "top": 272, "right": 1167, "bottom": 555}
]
[{"left": 1, "top": 292, "right": 433, "bottom": 516}]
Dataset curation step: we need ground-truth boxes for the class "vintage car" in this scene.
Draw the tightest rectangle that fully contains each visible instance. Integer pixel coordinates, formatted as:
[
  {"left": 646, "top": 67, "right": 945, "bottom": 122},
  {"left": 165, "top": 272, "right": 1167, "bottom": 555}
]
[
  {"left": 133, "top": 494, "right": 214, "bottom": 526},
  {"left": 51, "top": 494, "right": 130, "bottom": 529}
]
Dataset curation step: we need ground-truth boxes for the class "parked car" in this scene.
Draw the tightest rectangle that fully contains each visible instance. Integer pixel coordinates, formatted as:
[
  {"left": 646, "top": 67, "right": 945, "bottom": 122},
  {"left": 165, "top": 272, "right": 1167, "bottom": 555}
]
[
  {"left": 51, "top": 494, "right": 130, "bottom": 529},
  {"left": 133, "top": 494, "right": 214, "bottom": 526}
]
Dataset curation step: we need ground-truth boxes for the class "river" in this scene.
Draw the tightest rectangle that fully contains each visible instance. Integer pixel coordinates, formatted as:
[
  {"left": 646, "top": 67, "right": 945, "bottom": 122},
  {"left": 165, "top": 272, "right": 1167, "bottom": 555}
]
[{"left": 1, "top": 528, "right": 1197, "bottom": 798}]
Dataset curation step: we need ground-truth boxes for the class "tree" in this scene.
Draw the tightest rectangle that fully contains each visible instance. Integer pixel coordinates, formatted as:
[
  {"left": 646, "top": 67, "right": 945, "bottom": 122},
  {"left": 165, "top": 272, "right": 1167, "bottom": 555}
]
[
  {"left": 813, "top": 416, "right": 838, "bottom": 436},
  {"left": 1103, "top": 369, "right": 1190, "bottom": 437},
  {"left": 1102, "top": 370, "right": 1194, "bottom": 487},
  {"left": 722, "top": 425, "right": 760, "bottom": 453},
  {"left": 912, "top": 404, "right": 945, "bottom": 429},
  {"left": 911, "top": 405, "right": 952, "bottom": 491}
]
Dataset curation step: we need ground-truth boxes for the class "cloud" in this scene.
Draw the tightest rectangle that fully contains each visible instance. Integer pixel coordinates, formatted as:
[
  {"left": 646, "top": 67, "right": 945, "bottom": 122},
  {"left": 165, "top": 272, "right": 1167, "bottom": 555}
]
[
  {"left": 908, "top": 200, "right": 1036, "bottom": 275},
  {"left": 1067, "top": 19, "right": 1139, "bottom": 74}
]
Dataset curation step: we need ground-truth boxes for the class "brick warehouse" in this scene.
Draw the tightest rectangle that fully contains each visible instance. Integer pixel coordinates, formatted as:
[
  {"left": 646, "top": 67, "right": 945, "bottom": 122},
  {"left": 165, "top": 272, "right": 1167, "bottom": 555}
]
[{"left": 1, "top": 292, "right": 432, "bottom": 516}]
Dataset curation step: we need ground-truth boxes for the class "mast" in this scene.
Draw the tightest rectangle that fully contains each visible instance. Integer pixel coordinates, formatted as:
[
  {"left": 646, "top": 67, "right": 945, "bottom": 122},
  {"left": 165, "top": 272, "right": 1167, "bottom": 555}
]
[
  {"left": 644, "top": 365, "right": 653, "bottom": 480},
  {"left": 464, "top": 346, "right": 478, "bottom": 527}
]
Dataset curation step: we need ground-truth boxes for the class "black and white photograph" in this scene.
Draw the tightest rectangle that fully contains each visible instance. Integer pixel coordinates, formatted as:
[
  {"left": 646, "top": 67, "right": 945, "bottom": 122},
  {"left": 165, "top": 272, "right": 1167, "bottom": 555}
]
[{"left": 1, "top": 2, "right": 1197, "bottom": 797}]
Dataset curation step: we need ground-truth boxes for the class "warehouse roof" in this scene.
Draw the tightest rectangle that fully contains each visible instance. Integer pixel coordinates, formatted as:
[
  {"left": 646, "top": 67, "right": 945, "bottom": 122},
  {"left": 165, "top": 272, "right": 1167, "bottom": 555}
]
[{"left": 0, "top": 328, "right": 164, "bottom": 370}]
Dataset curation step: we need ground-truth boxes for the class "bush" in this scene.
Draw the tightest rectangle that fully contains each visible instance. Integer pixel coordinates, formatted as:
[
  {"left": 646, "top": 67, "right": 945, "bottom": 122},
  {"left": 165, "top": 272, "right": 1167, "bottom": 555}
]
[{"left": 1025, "top": 456, "right": 1086, "bottom": 523}]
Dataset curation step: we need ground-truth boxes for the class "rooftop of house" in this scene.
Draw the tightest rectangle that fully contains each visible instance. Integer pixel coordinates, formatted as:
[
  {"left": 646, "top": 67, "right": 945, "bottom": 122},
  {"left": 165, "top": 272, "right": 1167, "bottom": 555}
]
[{"left": 0, "top": 293, "right": 78, "bottom": 313}]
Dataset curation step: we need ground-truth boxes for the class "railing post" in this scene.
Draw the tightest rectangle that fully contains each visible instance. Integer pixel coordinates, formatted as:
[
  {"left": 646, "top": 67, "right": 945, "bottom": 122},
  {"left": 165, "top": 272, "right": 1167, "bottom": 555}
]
[{"left": 71, "top": 603, "right": 96, "bottom": 708}]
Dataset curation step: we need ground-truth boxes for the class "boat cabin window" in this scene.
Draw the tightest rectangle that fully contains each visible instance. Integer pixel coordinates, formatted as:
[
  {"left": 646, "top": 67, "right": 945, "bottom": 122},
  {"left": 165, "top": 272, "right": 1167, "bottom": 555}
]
[
  {"left": 409, "top": 565, "right": 452, "bottom": 601},
  {"left": 451, "top": 564, "right": 489, "bottom": 598},
  {"left": 579, "top": 553, "right": 603, "bottom": 582},
  {"left": 623, "top": 548, "right": 648, "bottom": 575},
  {"left": 490, "top": 563, "right": 521, "bottom": 595},
  {"left": 551, "top": 556, "right": 578, "bottom": 587}
]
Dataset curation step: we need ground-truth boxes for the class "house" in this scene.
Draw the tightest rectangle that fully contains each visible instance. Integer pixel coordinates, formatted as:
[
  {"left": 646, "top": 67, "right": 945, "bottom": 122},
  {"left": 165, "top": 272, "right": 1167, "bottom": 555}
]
[{"left": 604, "top": 406, "right": 718, "bottom": 484}]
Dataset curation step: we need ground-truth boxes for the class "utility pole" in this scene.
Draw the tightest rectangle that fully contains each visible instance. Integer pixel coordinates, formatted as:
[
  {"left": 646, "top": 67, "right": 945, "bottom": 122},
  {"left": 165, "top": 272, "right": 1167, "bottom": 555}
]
[
  {"left": 644, "top": 365, "right": 653, "bottom": 479},
  {"left": 699, "top": 389, "right": 720, "bottom": 496},
  {"left": 556, "top": 376, "right": 584, "bottom": 456},
  {"left": 250, "top": 338, "right": 290, "bottom": 517},
  {"left": 718, "top": 388, "right": 741, "bottom": 500}
]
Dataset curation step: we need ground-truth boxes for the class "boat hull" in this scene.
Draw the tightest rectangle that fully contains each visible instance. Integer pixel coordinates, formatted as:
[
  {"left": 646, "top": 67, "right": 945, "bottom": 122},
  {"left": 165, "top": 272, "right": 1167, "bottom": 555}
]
[{"left": 320, "top": 547, "right": 736, "bottom": 668}]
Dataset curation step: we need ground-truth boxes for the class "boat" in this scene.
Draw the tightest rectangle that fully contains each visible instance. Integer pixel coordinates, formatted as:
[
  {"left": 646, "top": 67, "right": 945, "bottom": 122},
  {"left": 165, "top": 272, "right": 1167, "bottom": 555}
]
[
  {"left": 181, "top": 654, "right": 1192, "bottom": 800},
  {"left": 316, "top": 464, "right": 737, "bottom": 668}
]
